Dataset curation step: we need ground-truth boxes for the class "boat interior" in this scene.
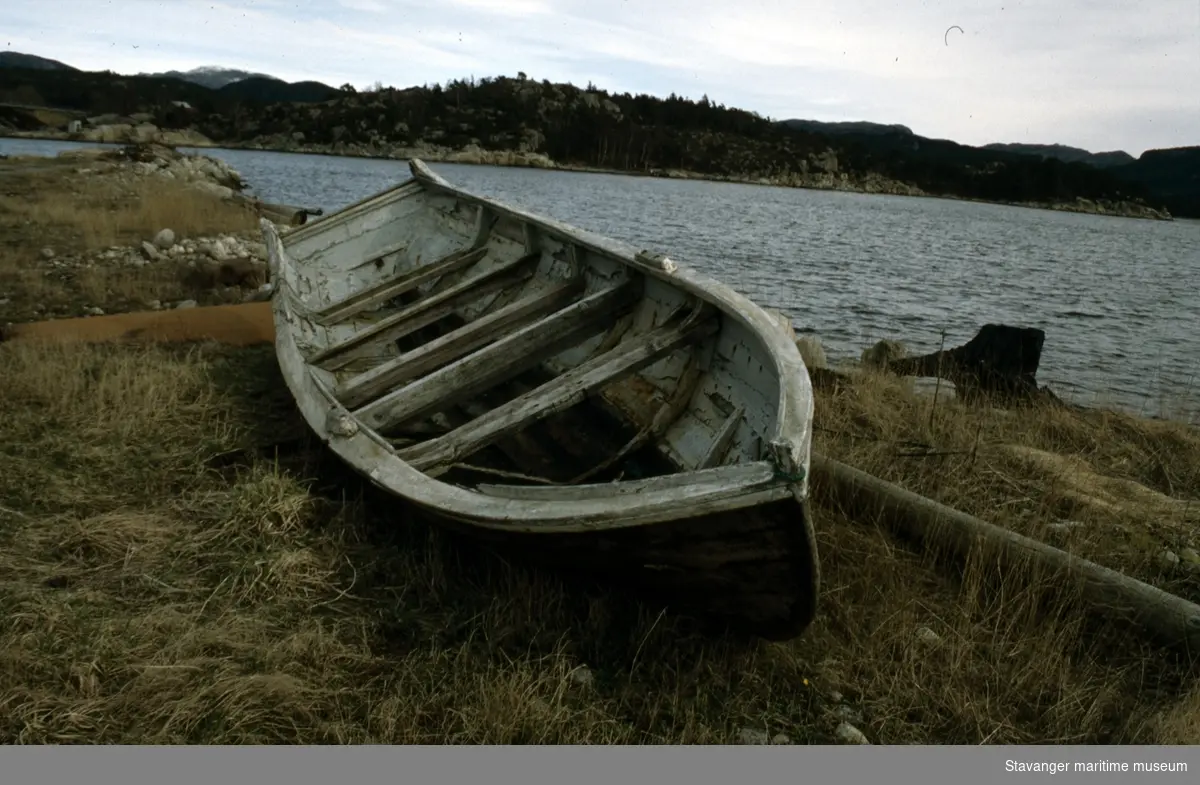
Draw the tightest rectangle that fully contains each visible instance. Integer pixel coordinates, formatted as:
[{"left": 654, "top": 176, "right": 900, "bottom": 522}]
[{"left": 272, "top": 176, "right": 790, "bottom": 495}]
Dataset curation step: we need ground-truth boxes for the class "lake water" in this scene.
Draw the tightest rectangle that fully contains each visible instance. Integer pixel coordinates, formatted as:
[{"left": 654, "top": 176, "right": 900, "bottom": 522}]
[{"left": 4, "top": 136, "right": 1198, "bottom": 421}]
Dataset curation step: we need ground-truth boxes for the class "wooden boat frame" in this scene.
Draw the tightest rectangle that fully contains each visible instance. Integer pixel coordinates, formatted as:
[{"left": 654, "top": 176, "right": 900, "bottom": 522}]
[{"left": 260, "top": 159, "right": 820, "bottom": 639}]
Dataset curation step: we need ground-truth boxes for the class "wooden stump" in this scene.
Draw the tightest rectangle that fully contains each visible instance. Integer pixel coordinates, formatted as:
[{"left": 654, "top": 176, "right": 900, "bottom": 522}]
[{"left": 884, "top": 324, "right": 1049, "bottom": 404}]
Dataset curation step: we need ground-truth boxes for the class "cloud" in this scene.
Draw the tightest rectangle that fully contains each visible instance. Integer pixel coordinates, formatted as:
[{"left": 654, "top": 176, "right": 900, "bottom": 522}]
[
  {"left": 0, "top": 0, "right": 1194, "bottom": 155},
  {"left": 336, "top": 0, "right": 388, "bottom": 12}
]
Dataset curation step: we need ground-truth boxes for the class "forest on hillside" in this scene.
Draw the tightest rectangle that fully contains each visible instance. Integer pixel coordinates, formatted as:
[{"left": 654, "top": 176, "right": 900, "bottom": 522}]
[
  {"left": 2, "top": 63, "right": 1194, "bottom": 216},
  {"left": 188, "top": 74, "right": 1163, "bottom": 208}
]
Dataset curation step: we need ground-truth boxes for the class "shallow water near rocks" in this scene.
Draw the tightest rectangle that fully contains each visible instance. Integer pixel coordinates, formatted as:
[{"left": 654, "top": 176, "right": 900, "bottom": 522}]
[{"left": 5, "top": 136, "right": 1198, "bottom": 421}]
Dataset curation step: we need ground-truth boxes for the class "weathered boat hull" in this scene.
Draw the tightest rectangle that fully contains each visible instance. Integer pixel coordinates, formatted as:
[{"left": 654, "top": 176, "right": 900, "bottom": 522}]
[
  {"left": 440, "top": 494, "right": 820, "bottom": 640},
  {"left": 261, "top": 159, "right": 820, "bottom": 640}
]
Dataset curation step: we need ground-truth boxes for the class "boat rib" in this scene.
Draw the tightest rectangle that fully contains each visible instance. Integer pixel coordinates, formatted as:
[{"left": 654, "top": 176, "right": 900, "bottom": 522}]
[{"left": 398, "top": 304, "right": 721, "bottom": 475}]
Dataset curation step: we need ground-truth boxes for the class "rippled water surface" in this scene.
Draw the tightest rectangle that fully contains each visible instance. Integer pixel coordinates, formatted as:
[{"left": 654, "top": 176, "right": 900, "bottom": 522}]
[{"left": 6, "top": 138, "right": 1198, "bottom": 419}]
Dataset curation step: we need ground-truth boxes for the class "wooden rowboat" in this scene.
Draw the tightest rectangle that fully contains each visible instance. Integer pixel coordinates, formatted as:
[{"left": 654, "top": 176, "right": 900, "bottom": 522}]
[{"left": 259, "top": 159, "right": 819, "bottom": 640}]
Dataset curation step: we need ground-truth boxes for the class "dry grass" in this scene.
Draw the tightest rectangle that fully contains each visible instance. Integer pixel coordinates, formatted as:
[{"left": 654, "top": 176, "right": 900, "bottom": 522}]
[
  {"left": 1, "top": 155, "right": 1198, "bottom": 745},
  {"left": 1, "top": 341, "right": 1195, "bottom": 745},
  {"left": 814, "top": 371, "right": 1200, "bottom": 594},
  {"left": 0, "top": 157, "right": 256, "bottom": 321},
  {"left": 0, "top": 159, "right": 254, "bottom": 251}
]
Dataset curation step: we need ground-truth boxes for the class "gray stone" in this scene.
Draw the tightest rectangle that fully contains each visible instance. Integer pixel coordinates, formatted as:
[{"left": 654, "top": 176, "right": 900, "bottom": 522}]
[
  {"left": 153, "top": 228, "right": 176, "bottom": 249},
  {"left": 833, "top": 705, "right": 863, "bottom": 724},
  {"left": 568, "top": 665, "right": 594, "bottom": 687},
  {"left": 141, "top": 241, "right": 162, "bottom": 261},
  {"left": 916, "top": 626, "right": 942, "bottom": 646},
  {"left": 737, "top": 728, "right": 770, "bottom": 745},
  {"left": 835, "top": 721, "right": 870, "bottom": 745}
]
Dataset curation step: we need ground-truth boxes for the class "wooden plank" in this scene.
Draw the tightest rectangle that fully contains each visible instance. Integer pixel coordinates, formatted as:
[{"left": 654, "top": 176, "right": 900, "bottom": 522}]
[
  {"left": 314, "top": 245, "right": 489, "bottom": 326},
  {"left": 319, "top": 272, "right": 529, "bottom": 372},
  {"left": 353, "top": 281, "right": 642, "bottom": 433},
  {"left": 347, "top": 238, "right": 407, "bottom": 271},
  {"left": 308, "top": 252, "right": 540, "bottom": 370},
  {"left": 399, "top": 308, "right": 720, "bottom": 474},
  {"left": 698, "top": 405, "right": 745, "bottom": 470},
  {"left": 335, "top": 279, "right": 586, "bottom": 409},
  {"left": 568, "top": 354, "right": 703, "bottom": 484},
  {"left": 475, "top": 461, "right": 777, "bottom": 501},
  {"left": 473, "top": 205, "right": 498, "bottom": 246}
]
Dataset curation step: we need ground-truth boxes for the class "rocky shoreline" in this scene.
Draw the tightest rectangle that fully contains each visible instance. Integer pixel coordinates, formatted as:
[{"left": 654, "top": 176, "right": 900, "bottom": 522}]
[
  {"left": 0, "top": 143, "right": 279, "bottom": 327},
  {"left": 5, "top": 126, "right": 1173, "bottom": 222}
]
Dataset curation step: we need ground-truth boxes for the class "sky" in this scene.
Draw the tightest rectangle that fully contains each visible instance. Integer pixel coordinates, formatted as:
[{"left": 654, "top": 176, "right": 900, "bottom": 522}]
[{"left": 2, "top": 0, "right": 1197, "bottom": 156}]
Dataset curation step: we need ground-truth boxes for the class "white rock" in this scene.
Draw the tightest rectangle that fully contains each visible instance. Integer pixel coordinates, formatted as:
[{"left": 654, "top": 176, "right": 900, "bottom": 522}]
[
  {"left": 771, "top": 733, "right": 791, "bottom": 745},
  {"left": 829, "top": 690, "right": 844, "bottom": 704},
  {"left": 1160, "top": 550, "right": 1180, "bottom": 569},
  {"left": 835, "top": 722, "right": 870, "bottom": 745},
  {"left": 140, "top": 241, "right": 161, "bottom": 261},
  {"left": 84, "top": 306, "right": 105, "bottom": 316},
  {"left": 148, "top": 300, "right": 162, "bottom": 310},
  {"left": 916, "top": 626, "right": 942, "bottom": 646},
  {"left": 568, "top": 665, "right": 594, "bottom": 687},
  {"left": 737, "top": 728, "right": 770, "bottom": 745},
  {"left": 192, "top": 180, "right": 235, "bottom": 201},
  {"left": 40, "top": 247, "right": 55, "bottom": 260},
  {"left": 175, "top": 299, "right": 198, "bottom": 310},
  {"left": 833, "top": 705, "right": 863, "bottom": 724},
  {"left": 201, "top": 239, "right": 231, "bottom": 261},
  {"left": 153, "top": 228, "right": 176, "bottom": 249},
  {"left": 243, "top": 282, "right": 275, "bottom": 302}
]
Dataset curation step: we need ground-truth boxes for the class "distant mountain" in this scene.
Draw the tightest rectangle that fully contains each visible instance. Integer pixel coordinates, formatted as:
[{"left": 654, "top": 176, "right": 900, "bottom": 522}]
[
  {"left": 140, "top": 66, "right": 279, "bottom": 90},
  {"left": 1109, "top": 146, "right": 1200, "bottom": 219},
  {"left": 141, "top": 65, "right": 342, "bottom": 102},
  {"left": 982, "top": 142, "right": 1136, "bottom": 170},
  {"left": 0, "top": 59, "right": 341, "bottom": 115},
  {"left": 780, "top": 118, "right": 914, "bottom": 137},
  {"left": 216, "top": 76, "right": 341, "bottom": 103},
  {"left": 0, "top": 51, "right": 78, "bottom": 71}
]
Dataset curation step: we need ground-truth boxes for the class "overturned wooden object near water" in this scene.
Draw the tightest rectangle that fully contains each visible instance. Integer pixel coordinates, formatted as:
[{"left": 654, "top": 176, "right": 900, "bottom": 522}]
[
  {"left": 260, "top": 158, "right": 820, "bottom": 640},
  {"left": 811, "top": 454, "right": 1200, "bottom": 653},
  {"left": 878, "top": 324, "right": 1050, "bottom": 403},
  {"left": 227, "top": 192, "right": 325, "bottom": 227},
  {"left": 256, "top": 201, "right": 324, "bottom": 227}
]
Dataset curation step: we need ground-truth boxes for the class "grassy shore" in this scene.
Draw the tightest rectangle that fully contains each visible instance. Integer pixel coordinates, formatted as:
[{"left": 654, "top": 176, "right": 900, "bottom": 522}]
[{"left": 1, "top": 154, "right": 1198, "bottom": 744}]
